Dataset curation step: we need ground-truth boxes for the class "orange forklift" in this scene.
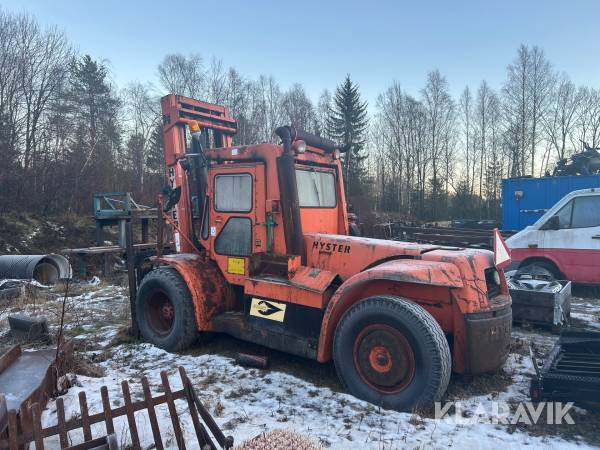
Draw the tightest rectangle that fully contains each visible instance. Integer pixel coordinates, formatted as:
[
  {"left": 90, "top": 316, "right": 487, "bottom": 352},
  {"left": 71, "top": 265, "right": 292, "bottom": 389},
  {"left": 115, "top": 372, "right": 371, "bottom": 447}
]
[{"left": 135, "top": 94, "right": 512, "bottom": 411}]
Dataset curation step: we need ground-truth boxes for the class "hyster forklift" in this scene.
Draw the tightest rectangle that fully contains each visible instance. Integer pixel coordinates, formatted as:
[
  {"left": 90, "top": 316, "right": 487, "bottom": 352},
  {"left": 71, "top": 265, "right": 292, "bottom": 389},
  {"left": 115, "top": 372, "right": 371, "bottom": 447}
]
[{"left": 135, "top": 94, "right": 512, "bottom": 411}]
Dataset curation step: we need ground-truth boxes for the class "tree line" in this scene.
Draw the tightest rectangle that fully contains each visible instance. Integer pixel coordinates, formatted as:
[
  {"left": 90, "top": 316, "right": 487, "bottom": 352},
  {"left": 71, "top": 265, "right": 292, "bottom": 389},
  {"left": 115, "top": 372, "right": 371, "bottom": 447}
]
[
  {"left": 0, "top": 9, "right": 598, "bottom": 223},
  {"left": 372, "top": 46, "right": 600, "bottom": 221}
]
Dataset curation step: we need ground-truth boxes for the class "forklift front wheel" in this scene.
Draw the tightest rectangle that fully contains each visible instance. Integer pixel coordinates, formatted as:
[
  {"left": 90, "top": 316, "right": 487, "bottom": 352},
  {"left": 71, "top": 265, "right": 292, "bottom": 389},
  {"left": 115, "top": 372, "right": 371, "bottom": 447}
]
[
  {"left": 333, "top": 296, "right": 451, "bottom": 411},
  {"left": 136, "top": 267, "right": 198, "bottom": 352}
]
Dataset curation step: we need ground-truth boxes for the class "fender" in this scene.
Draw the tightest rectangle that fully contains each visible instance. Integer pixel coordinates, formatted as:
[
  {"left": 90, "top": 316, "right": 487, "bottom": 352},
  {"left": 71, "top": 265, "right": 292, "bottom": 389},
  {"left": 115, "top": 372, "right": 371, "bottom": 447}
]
[
  {"left": 511, "top": 248, "right": 564, "bottom": 274},
  {"left": 149, "top": 253, "right": 234, "bottom": 331},
  {"left": 316, "top": 259, "right": 463, "bottom": 362},
  {"left": 510, "top": 248, "right": 573, "bottom": 280}
]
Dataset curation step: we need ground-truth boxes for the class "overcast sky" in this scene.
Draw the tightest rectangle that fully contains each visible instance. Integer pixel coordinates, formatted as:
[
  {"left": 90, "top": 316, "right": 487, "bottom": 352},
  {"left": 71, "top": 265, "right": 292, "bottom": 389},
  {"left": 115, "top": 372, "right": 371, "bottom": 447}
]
[{"left": 2, "top": 0, "right": 600, "bottom": 106}]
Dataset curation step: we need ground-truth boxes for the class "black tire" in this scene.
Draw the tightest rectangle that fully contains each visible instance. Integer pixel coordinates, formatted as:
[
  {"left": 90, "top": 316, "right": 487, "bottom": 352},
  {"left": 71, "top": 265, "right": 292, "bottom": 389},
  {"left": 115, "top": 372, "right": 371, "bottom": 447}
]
[
  {"left": 333, "top": 296, "right": 451, "bottom": 411},
  {"left": 136, "top": 267, "right": 198, "bottom": 352},
  {"left": 518, "top": 260, "right": 561, "bottom": 280}
]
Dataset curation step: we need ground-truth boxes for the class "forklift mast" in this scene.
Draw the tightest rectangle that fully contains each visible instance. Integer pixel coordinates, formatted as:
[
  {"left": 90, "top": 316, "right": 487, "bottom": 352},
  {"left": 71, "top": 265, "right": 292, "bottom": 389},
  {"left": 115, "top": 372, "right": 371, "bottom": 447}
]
[{"left": 160, "top": 95, "right": 237, "bottom": 253}]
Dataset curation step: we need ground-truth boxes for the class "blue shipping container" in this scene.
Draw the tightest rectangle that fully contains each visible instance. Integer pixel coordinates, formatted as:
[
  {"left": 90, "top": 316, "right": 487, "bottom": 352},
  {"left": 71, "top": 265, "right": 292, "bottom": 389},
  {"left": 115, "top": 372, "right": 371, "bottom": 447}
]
[{"left": 501, "top": 175, "right": 600, "bottom": 231}]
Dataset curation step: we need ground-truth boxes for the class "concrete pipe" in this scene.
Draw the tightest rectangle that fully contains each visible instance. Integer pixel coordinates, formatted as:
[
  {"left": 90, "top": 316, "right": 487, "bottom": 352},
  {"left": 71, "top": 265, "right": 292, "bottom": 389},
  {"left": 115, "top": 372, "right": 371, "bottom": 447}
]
[{"left": 0, "top": 254, "right": 72, "bottom": 284}]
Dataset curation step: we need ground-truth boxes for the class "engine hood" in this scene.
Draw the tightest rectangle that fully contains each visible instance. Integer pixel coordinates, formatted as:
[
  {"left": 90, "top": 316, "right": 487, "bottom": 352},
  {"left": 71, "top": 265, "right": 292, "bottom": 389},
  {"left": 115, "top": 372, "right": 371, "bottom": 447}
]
[{"left": 304, "top": 233, "right": 495, "bottom": 282}]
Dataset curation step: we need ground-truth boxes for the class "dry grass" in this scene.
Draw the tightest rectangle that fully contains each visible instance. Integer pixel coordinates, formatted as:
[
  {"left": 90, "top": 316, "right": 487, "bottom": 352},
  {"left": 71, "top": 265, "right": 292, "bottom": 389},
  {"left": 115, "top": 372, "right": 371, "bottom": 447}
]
[{"left": 234, "top": 429, "right": 323, "bottom": 450}]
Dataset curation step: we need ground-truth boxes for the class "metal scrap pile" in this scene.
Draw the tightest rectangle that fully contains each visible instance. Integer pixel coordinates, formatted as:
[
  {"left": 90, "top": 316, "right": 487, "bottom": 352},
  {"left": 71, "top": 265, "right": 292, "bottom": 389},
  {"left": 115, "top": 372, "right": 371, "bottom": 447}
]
[{"left": 506, "top": 267, "right": 571, "bottom": 329}]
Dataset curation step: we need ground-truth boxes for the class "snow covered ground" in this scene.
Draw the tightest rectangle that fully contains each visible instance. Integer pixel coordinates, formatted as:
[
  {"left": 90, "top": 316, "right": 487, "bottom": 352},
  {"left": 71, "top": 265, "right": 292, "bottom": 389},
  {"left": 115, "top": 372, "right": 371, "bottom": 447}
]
[{"left": 1, "top": 282, "right": 599, "bottom": 449}]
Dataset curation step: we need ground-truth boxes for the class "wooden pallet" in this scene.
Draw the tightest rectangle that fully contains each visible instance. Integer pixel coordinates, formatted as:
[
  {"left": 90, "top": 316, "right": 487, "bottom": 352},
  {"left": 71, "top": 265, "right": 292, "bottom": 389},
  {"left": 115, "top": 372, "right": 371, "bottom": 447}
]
[{"left": 0, "top": 366, "right": 233, "bottom": 450}]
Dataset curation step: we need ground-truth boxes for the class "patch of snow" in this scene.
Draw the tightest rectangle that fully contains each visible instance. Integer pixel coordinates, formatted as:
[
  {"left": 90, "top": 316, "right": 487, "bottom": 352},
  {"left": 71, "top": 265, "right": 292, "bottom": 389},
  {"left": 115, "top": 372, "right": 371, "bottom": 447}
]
[
  {"left": 2, "top": 283, "right": 598, "bottom": 449},
  {"left": 40, "top": 342, "right": 595, "bottom": 450}
]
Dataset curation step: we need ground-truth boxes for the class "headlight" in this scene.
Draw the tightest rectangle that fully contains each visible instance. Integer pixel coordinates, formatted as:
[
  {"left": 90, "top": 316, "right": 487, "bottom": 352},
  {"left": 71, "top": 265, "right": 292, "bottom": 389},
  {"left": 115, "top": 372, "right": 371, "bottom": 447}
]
[{"left": 293, "top": 139, "right": 306, "bottom": 154}]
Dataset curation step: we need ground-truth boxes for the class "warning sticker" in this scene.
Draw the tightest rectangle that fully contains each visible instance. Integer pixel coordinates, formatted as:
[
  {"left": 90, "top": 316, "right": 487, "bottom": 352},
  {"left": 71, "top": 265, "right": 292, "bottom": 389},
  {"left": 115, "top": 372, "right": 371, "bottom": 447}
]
[
  {"left": 227, "top": 257, "right": 245, "bottom": 275},
  {"left": 249, "top": 298, "right": 286, "bottom": 322}
]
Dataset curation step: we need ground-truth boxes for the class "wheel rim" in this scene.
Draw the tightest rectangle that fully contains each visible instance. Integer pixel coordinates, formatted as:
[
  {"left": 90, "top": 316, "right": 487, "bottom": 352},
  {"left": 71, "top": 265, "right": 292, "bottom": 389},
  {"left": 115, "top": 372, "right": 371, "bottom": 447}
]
[
  {"left": 145, "top": 290, "right": 175, "bottom": 336},
  {"left": 353, "top": 324, "right": 415, "bottom": 394}
]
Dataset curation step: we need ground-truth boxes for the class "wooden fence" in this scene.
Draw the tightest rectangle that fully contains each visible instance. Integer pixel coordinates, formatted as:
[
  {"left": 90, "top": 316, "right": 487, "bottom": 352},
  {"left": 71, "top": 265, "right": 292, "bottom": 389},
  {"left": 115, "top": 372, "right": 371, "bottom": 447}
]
[{"left": 0, "top": 366, "right": 233, "bottom": 450}]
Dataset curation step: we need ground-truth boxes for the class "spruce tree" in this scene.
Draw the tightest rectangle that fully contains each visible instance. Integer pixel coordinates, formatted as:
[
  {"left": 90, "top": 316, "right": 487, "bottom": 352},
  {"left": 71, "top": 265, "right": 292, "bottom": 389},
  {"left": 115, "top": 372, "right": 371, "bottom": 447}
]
[{"left": 327, "top": 75, "right": 369, "bottom": 197}]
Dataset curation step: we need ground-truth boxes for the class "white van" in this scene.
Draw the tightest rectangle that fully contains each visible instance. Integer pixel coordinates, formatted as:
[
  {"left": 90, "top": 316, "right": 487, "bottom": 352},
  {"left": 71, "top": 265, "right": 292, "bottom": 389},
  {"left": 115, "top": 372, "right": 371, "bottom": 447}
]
[{"left": 506, "top": 188, "right": 600, "bottom": 284}]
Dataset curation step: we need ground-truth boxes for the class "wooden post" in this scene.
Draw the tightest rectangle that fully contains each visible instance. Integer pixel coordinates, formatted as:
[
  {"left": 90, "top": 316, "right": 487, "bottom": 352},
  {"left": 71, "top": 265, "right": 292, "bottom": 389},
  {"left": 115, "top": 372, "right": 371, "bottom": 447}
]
[
  {"left": 141, "top": 219, "right": 149, "bottom": 244},
  {"left": 157, "top": 195, "right": 165, "bottom": 258},
  {"left": 95, "top": 222, "right": 104, "bottom": 247},
  {"left": 118, "top": 220, "right": 127, "bottom": 249},
  {"left": 0, "top": 395, "right": 6, "bottom": 437},
  {"left": 78, "top": 392, "right": 92, "bottom": 442},
  {"left": 142, "top": 377, "right": 164, "bottom": 450},
  {"left": 102, "top": 253, "right": 112, "bottom": 277},
  {"left": 7, "top": 410, "right": 17, "bottom": 450},
  {"left": 160, "top": 371, "right": 185, "bottom": 450},
  {"left": 31, "top": 403, "right": 44, "bottom": 450},
  {"left": 121, "top": 381, "right": 140, "bottom": 450},
  {"left": 125, "top": 220, "right": 138, "bottom": 337},
  {"left": 179, "top": 368, "right": 212, "bottom": 450},
  {"left": 56, "top": 398, "right": 68, "bottom": 448},
  {"left": 100, "top": 386, "right": 114, "bottom": 435},
  {"left": 77, "top": 253, "right": 87, "bottom": 278}
]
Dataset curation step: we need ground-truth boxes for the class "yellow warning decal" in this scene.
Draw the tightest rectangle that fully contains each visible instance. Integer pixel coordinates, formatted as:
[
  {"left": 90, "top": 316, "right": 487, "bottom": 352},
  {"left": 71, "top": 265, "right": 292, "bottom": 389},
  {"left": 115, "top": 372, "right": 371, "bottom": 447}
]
[
  {"left": 249, "top": 298, "right": 287, "bottom": 322},
  {"left": 227, "top": 257, "right": 245, "bottom": 275}
]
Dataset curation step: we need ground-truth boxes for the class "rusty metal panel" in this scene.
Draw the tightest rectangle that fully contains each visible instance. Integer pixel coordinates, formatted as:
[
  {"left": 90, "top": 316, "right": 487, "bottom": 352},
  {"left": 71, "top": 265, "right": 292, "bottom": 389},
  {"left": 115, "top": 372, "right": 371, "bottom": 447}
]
[
  {"left": 304, "top": 233, "right": 440, "bottom": 281},
  {"left": 464, "top": 304, "right": 512, "bottom": 374},
  {"left": 152, "top": 254, "right": 234, "bottom": 331},
  {"left": 289, "top": 266, "right": 337, "bottom": 292},
  {"left": 356, "top": 259, "right": 464, "bottom": 288},
  {"left": 244, "top": 271, "right": 335, "bottom": 309}
]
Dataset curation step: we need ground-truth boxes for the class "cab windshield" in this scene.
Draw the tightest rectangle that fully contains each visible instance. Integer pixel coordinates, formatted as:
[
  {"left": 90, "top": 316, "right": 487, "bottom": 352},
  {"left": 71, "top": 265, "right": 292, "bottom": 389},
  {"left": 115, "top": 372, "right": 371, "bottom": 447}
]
[{"left": 295, "top": 169, "right": 336, "bottom": 208}]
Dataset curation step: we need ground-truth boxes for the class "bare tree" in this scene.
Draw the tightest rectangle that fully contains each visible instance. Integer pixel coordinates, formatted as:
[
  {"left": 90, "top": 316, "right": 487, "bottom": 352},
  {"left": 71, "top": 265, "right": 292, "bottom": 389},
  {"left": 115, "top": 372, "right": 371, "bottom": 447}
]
[
  {"left": 282, "top": 83, "right": 315, "bottom": 132},
  {"left": 0, "top": 10, "right": 22, "bottom": 170},
  {"left": 316, "top": 89, "right": 332, "bottom": 138},
  {"left": 16, "top": 15, "right": 72, "bottom": 171},
  {"left": 205, "top": 57, "right": 227, "bottom": 104},
  {"left": 123, "top": 82, "right": 159, "bottom": 189},
  {"left": 543, "top": 74, "right": 582, "bottom": 163},
  {"left": 377, "top": 81, "right": 407, "bottom": 211},
  {"left": 459, "top": 86, "right": 474, "bottom": 193},
  {"left": 257, "top": 75, "right": 283, "bottom": 142},
  {"left": 475, "top": 80, "right": 493, "bottom": 201},
  {"left": 157, "top": 53, "right": 204, "bottom": 98},
  {"left": 421, "top": 70, "right": 454, "bottom": 219},
  {"left": 575, "top": 87, "right": 600, "bottom": 149},
  {"left": 502, "top": 45, "right": 531, "bottom": 176},
  {"left": 528, "top": 46, "right": 554, "bottom": 174}
]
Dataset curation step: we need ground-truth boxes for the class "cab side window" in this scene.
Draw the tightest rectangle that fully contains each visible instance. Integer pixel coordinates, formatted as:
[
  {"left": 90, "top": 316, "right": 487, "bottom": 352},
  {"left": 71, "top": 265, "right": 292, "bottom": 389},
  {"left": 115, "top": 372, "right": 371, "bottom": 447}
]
[
  {"left": 215, "top": 218, "right": 252, "bottom": 256},
  {"left": 552, "top": 200, "right": 573, "bottom": 229},
  {"left": 215, "top": 174, "right": 252, "bottom": 212},
  {"left": 571, "top": 196, "right": 600, "bottom": 228}
]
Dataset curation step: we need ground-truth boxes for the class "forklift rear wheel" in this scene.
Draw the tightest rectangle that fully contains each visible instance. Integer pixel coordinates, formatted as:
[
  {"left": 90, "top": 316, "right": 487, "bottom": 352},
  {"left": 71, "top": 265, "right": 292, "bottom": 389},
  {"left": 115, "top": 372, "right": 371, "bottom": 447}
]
[
  {"left": 333, "top": 296, "right": 451, "bottom": 411},
  {"left": 136, "top": 267, "right": 198, "bottom": 352}
]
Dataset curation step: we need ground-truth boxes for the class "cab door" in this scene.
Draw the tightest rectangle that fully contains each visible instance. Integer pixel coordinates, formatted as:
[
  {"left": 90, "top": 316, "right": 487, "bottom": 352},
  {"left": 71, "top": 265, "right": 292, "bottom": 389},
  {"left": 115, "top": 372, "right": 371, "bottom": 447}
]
[
  {"left": 539, "top": 193, "right": 600, "bottom": 283},
  {"left": 208, "top": 163, "right": 266, "bottom": 284}
]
